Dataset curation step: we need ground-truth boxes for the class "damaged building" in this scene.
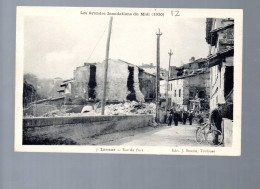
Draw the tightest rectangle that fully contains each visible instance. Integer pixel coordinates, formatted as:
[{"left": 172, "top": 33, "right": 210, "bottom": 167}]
[
  {"left": 59, "top": 59, "right": 156, "bottom": 103},
  {"left": 168, "top": 69, "right": 210, "bottom": 112},
  {"left": 173, "top": 57, "right": 208, "bottom": 78},
  {"left": 206, "top": 18, "right": 234, "bottom": 116},
  {"left": 164, "top": 57, "right": 210, "bottom": 112}
]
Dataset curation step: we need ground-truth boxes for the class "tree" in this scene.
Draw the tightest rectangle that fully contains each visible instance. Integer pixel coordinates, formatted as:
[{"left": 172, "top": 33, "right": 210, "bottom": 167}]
[{"left": 23, "top": 81, "right": 39, "bottom": 107}]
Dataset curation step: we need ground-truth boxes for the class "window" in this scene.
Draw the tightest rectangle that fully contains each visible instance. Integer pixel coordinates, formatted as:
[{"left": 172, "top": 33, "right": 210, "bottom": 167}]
[
  {"left": 174, "top": 90, "right": 176, "bottom": 97},
  {"left": 179, "top": 89, "right": 181, "bottom": 97}
]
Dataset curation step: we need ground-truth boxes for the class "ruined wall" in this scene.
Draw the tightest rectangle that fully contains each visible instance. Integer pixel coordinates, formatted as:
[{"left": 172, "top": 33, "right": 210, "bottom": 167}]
[
  {"left": 138, "top": 69, "right": 156, "bottom": 100},
  {"left": 126, "top": 66, "right": 136, "bottom": 101},
  {"left": 72, "top": 65, "right": 90, "bottom": 99},
  {"left": 88, "top": 65, "right": 97, "bottom": 99},
  {"left": 68, "top": 60, "right": 153, "bottom": 102},
  {"left": 95, "top": 60, "right": 147, "bottom": 102},
  {"left": 133, "top": 66, "right": 145, "bottom": 102},
  {"left": 96, "top": 59, "right": 129, "bottom": 101}
]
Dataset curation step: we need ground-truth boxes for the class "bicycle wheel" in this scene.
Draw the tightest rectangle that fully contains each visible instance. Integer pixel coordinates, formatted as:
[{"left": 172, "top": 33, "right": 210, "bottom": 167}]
[
  {"left": 196, "top": 127, "right": 204, "bottom": 144},
  {"left": 206, "top": 129, "right": 223, "bottom": 146}
]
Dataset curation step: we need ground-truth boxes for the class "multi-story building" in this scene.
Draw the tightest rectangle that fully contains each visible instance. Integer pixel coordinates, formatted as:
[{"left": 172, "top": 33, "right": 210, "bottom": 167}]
[
  {"left": 206, "top": 18, "right": 234, "bottom": 112},
  {"left": 161, "top": 57, "right": 210, "bottom": 112},
  {"left": 168, "top": 69, "right": 210, "bottom": 112}
]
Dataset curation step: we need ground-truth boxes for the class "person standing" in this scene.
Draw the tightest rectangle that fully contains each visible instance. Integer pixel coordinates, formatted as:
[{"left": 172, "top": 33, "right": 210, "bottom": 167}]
[
  {"left": 210, "top": 103, "right": 223, "bottom": 145},
  {"left": 188, "top": 111, "right": 194, "bottom": 125},
  {"left": 173, "top": 111, "right": 179, "bottom": 126},
  {"left": 168, "top": 109, "right": 173, "bottom": 126},
  {"left": 182, "top": 111, "right": 188, "bottom": 125}
]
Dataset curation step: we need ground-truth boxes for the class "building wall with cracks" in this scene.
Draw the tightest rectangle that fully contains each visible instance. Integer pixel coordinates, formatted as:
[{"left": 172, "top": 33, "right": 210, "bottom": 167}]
[
  {"left": 96, "top": 59, "right": 146, "bottom": 102},
  {"left": 138, "top": 69, "right": 156, "bottom": 100},
  {"left": 95, "top": 59, "right": 130, "bottom": 102},
  {"left": 64, "top": 59, "right": 155, "bottom": 102},
  {"left": 71, "top": 64, "right": 90, "bottom": 99}
]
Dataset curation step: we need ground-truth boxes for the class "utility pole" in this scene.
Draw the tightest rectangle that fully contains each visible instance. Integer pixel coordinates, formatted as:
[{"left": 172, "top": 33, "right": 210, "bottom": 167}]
[
  {"left": 165, "top": 49, "right": 173, "bottom": 117},
  {"left": 101, "top": 16, "right": 113, "bottom": 115},
  {"left": 156, "top": 29, "right": 162, "bottom": 123}
]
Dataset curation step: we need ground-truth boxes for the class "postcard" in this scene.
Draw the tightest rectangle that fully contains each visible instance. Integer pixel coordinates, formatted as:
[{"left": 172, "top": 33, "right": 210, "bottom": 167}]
[{"left": 15, "top": 7, "right": 243, "bottom": 155}]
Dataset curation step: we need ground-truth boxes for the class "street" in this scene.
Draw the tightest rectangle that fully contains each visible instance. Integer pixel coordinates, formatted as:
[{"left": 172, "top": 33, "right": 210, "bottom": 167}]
[{"left": 94, "top": 123, "right": 209, "bottom": 147}]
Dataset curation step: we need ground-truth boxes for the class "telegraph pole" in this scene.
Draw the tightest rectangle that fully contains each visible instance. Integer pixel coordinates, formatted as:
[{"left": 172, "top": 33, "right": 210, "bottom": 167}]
[
  {"left": 101, "top": 17, "right": 113, "bottom": 115},
  {"left": 165, "top": 49, "right": 173, "bottom": 116},
  {"left": 156, "top": 29, "right": 162, "bottom": 123}
]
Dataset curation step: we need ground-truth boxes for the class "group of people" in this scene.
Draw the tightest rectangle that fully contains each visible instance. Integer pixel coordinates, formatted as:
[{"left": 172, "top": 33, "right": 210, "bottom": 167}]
[
  {"left": 166, "top": 103, "right": 225, "bottom": 145},
  {"left": 167, "top": 109, "right": 194, "bottom": 126}
]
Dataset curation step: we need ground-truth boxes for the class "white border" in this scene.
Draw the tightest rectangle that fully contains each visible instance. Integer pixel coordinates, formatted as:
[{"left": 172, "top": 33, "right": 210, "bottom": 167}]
[{"left": 15, "top": 7, "right": 243, "bottom": 156}]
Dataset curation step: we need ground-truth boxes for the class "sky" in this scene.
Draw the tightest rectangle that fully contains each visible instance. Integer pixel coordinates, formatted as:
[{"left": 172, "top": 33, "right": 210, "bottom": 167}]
[{"left": 24, "top": 15, "right": 209, "bottom": 80}]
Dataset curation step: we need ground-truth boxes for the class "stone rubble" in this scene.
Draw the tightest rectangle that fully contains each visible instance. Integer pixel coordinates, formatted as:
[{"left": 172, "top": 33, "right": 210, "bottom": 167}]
[
  {"left": 82, "top": 101, "right": 156, "bottom": 116},
  {"left": 30, "top": 101, "right": 156, "bottom": 117}
]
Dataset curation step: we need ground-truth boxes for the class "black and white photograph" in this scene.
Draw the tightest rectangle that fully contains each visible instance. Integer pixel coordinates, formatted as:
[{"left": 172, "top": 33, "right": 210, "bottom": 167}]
[{"left": 15, "top": 7, "right": 242, "bottom": 155}]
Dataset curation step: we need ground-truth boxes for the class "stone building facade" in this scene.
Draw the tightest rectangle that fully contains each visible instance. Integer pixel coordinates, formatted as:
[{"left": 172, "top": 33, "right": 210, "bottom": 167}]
[
  {"left": 95, "top": 59, "right": 146, "bottom": 102},
  {"left": 160, "top": 57, "right": 210, "bottom": 112},
  {"left": 168, "top": 70, "right": 210, "bottom": 112},
  {"left": 72, "top": 63, "right": 95, "bottom": 100},
  {"left": 206, "top": 18, "right": 234, "bottom": 111},
  {"left": 58, "top": 63, "right": 96, "bottom": 100}
]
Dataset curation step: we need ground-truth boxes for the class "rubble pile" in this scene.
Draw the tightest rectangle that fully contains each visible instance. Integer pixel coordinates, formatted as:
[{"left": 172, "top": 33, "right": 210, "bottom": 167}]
[
  {"left": 28, "top": 101, "right": 156, "bottom": 117},
  {"left": 83, "top": 101, "right": 156, "bottom": 116}
]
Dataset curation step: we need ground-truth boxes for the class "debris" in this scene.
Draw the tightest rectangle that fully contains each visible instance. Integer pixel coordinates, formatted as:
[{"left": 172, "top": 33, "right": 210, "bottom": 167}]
[
  {"left": 81, "top": 105, "right": 94, "bottom": 113},
  {"left": 26, "top": 101, "right": 156, "bottom": 117},
  {"left": 84, "top": 101, "right": 156, "bottom": 116}
]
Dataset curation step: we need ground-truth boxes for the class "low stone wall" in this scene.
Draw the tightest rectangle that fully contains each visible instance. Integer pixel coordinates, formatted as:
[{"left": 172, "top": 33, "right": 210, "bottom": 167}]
[
  {"left": 223, "top": 118, "right": 233, "bottom": 147},
  {"left": 23, "top": 115, "right": 153, "bottom": 145}
]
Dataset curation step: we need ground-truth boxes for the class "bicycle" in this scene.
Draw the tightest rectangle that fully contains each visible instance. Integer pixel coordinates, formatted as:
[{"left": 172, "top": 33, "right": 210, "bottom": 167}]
[{"left": 195, "top": 122, "right": 223, "bottom": 146}]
